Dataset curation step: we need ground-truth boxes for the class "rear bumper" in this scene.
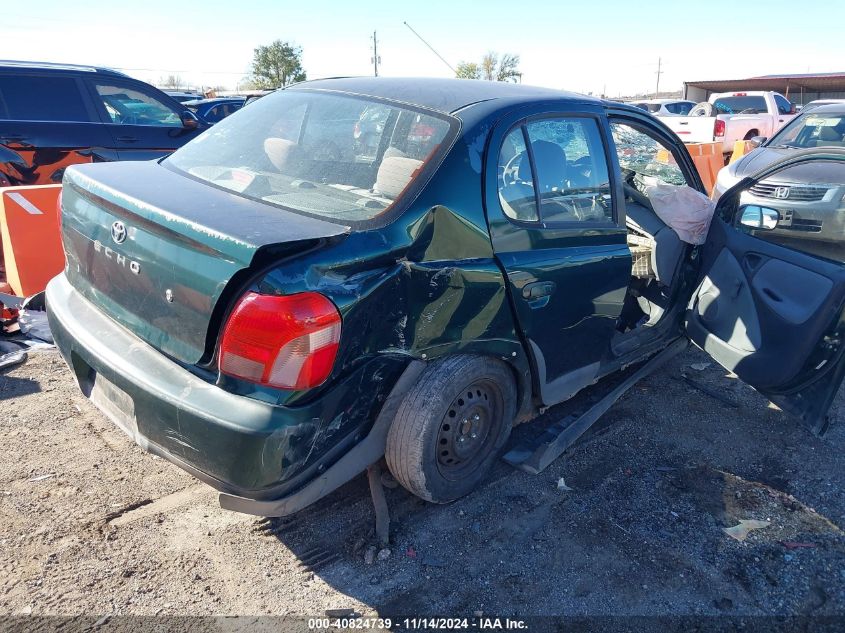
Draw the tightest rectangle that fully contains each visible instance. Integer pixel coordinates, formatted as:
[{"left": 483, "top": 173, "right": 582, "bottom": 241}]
[{"left": 45, "top": 274, "right": 418, "bottom": 515}]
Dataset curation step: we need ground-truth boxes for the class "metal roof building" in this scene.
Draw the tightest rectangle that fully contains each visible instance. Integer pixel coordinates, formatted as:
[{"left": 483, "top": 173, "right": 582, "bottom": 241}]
[{"left": 683, "top": 72, "right": 845, "bottom": 105}]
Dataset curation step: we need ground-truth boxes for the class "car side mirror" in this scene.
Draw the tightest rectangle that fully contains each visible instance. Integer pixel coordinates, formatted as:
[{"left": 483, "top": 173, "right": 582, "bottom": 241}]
[
  {"left": 749, "top": 136, "right": 767, "bottom": 148},
  {"left": 180, "top": 110, "right": 200, "bottom": 130},
  {"left": 739, "top": 205, "right": 779, "bottom": 230}
]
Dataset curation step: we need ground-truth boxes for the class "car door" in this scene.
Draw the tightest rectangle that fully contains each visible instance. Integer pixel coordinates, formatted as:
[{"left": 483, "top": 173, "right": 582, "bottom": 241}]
[
  {"left": 83, "top": 77, "right": 200, "bottom": 160},
  {"left": 687, "top": 148, "right": 845, "bottom": 433},
  {"left": 0, "top": 72, "right": 115, "bottom": 187},
  {"left": 485, "top": 105, "right": 630, "bottom": 405}
]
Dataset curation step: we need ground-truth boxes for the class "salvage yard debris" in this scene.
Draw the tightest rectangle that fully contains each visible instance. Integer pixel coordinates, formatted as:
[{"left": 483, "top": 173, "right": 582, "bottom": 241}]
[
  {"left": 723, "top": 519, "right": 771, "bottom": 542},
  {"left": 0, "top": 290, "right": 54, "bottom": 372}
]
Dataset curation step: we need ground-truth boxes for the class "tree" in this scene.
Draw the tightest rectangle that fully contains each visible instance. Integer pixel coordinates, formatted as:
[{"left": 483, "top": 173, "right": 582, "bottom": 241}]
[
  {"left": 495, "top": 53, "right": 521, "bottom": 83},
  {"left": 250, "top": 40, "right": 306, "bottom": 89},
  {"left": 455, "top": 62, "right": 480, "bottom": 80},
  {"left": 455, "top": 52, "right": 521, "bottom": 83},
  {"left": 162, "top": 74, "right": 183, "bottom": 89}
]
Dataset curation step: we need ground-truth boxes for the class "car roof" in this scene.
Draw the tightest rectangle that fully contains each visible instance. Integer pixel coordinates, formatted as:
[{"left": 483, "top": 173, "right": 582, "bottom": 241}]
[
  {"left": 803, "top": 103, "right": 845, "bottom": 114},
  {"left": 0, "top": 59, "right": 128, "bottom": 78},
  {"left": 288, "top": 77, "right": 600, "bottom": 114}
]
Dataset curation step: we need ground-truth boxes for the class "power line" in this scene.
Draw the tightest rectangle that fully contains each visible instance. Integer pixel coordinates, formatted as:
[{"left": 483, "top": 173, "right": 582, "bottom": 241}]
[{"left": 402, "top": 21, "right": 456, "bottom": 74}]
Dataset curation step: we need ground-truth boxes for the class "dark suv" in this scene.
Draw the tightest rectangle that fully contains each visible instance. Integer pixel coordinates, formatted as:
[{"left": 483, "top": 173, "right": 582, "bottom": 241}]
[{"left": 0, "top": 61, "right": 205, "bottom": 187}]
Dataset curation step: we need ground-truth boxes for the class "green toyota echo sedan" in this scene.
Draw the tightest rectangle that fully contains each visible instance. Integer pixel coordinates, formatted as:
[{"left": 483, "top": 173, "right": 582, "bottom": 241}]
[{"left": 46, "top": 77, "right": 845, "bottom": 518}]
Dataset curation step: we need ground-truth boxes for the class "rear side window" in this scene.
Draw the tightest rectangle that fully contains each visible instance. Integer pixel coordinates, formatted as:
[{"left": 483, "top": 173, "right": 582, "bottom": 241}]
[
  {"left": 497, "top": 117, "right": 613, "bottom": 225},
  {"left": 0, "top": 75, "right": 91, "bottom": 122},
  {"left": 713, "top": 96, "right": 767, "bottom": 114},
  {"left": 498, "top": 127, "right": 539, "bottom": 222}
]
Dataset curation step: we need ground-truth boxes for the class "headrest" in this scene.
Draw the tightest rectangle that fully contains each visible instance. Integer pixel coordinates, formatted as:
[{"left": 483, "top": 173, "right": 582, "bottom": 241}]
[
  {"left": 518, "top": 140, "right": 568, "bottom": 187},
  {"left": 374, "top": 156, "right": 423, "bottom": 199},
  {"left": 264, "top": 137, "right": 297, "bottom": 171}
]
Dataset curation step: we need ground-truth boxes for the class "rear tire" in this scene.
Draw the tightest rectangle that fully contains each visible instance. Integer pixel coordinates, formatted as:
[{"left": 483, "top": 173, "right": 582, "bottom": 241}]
[
  {"left": 385, "top": 355, "right": 516, "bottom": 503},
  {"left": 744, "top": 129, "right": 760, "bottom": 140}
]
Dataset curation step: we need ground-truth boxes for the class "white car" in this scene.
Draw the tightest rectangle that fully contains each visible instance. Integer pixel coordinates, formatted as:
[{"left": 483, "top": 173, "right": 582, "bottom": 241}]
[
  {"left": 658, "top": 91, "right": 797, "bottom": 153},
  {"left": 629, "top": 99, "right": 697, "bottom": 116}
]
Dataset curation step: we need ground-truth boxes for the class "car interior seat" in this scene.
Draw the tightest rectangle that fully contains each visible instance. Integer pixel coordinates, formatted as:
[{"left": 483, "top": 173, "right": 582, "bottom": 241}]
[
  {"left": 625, "top": 201, "right": 685, "bottom": 286},
  {"left": 815, "top": 125, "right": 845, "bottom": 146}
]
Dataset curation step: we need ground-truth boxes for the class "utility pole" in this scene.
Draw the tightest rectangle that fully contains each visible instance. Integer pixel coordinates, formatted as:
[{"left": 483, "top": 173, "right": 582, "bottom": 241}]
[
  {"left": 371, "top": 31, "right": 381, "bottom": 77},
  {"left": 655, "top": 57, "right": 663, "bottom": 98}
]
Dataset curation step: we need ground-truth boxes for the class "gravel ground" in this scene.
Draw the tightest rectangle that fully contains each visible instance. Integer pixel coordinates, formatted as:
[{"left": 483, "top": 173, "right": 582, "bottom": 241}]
[{"left": 2, "top": 347, "right": 845, "bottom": 622}]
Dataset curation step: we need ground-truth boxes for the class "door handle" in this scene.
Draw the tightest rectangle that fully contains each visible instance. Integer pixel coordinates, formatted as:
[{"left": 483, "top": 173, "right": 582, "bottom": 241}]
[
  {"left": 522, "top": 281, "right": 556, "bottom": 300},
  {"left": 116, "top": 136, "right": 139, "bottom": 143}
]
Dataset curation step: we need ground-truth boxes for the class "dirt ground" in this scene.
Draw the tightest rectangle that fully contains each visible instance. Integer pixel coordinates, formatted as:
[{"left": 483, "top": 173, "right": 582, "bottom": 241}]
[{"left": 2, "top": 347, "right": 845, "bottom": 622}]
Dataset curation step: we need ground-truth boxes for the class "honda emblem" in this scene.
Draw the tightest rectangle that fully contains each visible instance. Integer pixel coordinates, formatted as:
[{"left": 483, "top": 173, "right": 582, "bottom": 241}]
[{"left": 774, "top": 186, "right": 790, "bottom": 200}]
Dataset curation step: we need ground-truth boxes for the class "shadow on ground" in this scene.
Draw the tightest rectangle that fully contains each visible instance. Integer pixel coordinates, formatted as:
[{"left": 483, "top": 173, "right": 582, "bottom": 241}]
[{"left": 263, "top": 349, "right": 845, "bottom": 617}]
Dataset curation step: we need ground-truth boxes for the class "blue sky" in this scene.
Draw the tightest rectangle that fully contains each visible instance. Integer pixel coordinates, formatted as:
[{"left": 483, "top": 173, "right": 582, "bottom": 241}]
[{"left": 3, "top": 1, "right": 843, "bottom": 96}]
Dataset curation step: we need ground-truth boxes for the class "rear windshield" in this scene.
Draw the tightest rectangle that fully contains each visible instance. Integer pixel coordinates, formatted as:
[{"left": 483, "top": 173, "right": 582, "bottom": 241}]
[
  {"left": 769, "top": 112, "right": 845, "bottom": 148},
  {"left": 713, "top": 96, "right": 767, "bottom": 115},
  {"left": 165, "top": 90, "right": 457, "bottom": 225}
]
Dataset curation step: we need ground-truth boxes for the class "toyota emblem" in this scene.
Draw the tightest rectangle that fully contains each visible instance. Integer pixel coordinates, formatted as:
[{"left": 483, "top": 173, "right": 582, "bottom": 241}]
[{"left": 111, "top": 221, "right": 127, "bottom": 244}]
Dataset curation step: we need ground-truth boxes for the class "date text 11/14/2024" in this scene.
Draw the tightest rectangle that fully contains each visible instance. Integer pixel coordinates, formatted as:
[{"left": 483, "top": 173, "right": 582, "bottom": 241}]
[{"left": 307, "top": 617, "right": 529, "bottom": 630}]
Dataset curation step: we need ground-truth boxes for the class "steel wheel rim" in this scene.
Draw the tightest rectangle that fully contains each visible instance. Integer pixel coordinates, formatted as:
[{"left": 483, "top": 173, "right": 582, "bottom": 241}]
[{"left": 435, "top": 379, "right": 502, "bottom": 480}]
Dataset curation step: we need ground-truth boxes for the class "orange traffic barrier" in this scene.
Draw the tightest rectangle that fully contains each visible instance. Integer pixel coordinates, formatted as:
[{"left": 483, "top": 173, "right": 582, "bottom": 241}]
[
  {"left": 729, "top": 140, "right": 755, "bottom": 164},
  {"left": 0, "top": 185, "right": 64, "bottom": 297},
  {"left": 656, "top": 142, "right": 723, "bottom": 196},
  {"left": 684, "top": 142, "right": 723, "bottom": 196}
]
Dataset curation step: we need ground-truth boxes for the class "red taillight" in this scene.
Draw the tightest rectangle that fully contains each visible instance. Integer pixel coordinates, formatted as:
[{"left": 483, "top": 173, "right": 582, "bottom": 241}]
[
  {"left": 714, "top": 119, "right": 726, "bottom": 137},
  {"left": 219, "top": 292, "right": 342, "bottom": 390}
]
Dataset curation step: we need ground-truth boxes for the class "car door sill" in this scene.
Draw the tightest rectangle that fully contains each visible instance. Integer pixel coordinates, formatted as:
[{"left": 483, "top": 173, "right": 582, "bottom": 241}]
[{"left": 503, "top": 337, "right": 689, "bottom": 474}]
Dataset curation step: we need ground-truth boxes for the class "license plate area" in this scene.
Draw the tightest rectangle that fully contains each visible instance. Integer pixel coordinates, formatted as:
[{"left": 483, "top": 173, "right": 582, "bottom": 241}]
[{"left": 87, "top": 369, "right": 139, "bottom": 440}]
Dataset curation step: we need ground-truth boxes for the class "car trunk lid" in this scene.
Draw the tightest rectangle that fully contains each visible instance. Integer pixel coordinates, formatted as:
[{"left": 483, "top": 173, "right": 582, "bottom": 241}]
[{"left": 60, "top": 161, "right": 349, "bottom": 364}]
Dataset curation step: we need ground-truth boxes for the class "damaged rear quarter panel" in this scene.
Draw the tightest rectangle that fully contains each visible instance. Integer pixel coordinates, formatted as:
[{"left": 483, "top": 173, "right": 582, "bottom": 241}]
[{"left": 228, "top": 131, "right": 531, "bottom": 478}]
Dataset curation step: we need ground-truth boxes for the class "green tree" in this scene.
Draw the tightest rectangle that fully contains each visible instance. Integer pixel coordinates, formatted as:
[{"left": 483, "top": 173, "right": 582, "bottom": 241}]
[
  {"left": 251, "top": 40, "right": 306, "bottom": 89},
  {"left": 455, "top": 61, "right": 480, "bottom": 80},
  {"left": 495, "top": 53, "right": 521, "bottom": 83},
  {"left": 455, "top": 52, "right": 521, "bottom": 83}
]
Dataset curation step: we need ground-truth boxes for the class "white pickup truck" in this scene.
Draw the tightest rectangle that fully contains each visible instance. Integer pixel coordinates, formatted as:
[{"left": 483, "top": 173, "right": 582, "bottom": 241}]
[{"left": 658, "top": 91, "right": 797, "bottom": 154}]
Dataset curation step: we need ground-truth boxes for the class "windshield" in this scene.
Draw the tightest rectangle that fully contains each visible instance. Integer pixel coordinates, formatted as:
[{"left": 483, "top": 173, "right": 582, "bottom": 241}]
[
  {"left": 768, "top": 112, "right": 845, "bottom": 149},
  {"left": 165, "top": 90, "right": 456, "bottom": 225}
]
